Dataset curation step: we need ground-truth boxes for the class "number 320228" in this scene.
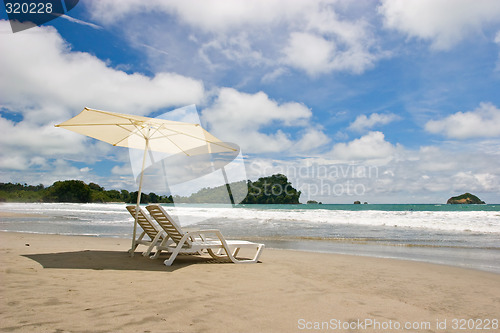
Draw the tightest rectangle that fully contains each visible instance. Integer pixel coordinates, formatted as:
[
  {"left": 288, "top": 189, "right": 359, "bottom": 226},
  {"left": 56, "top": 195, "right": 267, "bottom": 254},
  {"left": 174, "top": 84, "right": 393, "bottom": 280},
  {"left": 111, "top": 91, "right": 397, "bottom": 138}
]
[
  {"left": 5, "top": 2, "right": 53, "bottom": 14},
  {"left": 452, "top": 318, "right": 498, "bottom": 330}
]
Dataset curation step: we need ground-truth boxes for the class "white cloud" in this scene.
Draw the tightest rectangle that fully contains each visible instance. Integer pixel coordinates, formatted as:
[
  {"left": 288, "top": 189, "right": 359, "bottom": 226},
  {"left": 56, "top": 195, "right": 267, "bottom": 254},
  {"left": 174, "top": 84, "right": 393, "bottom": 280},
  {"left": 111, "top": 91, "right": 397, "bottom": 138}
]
[
  {"left": 425, "top": 102, "right": 500, "bottom": 139},
  {"left": 202, "top": 88, "right": 326, "bottom": 154},
  {"left": 0, "top": 155, "right": 29, "bottom": 171},
  {"left": 348, "top": 112, "right": 400, "bottom": 132},
  {"left": 85, "top": 0, "right": 383, "bottom": 77},
  {"left": 261, "top": 67, "right": 289, "bottom": 83},
  {"left": 282, "top": 3, "right": 382, "bottom": 76},
  {"left": 198, "top": 32, "right": 268, "bottom": 69},
  {"left": 0, "top": 20, "right": 205, "bottom": 186},
  {"left": 294, "top": 128, "right": 331, "bottom": 153},
  {"left": 87, "top": 0, "right": 312, "bottom": 32},
  {"left": 379, "top": 0, "right": 500, "bottom": 50},
  {"left": 284, "top": 32, "right": 335, "bottom": 77},
  {"left": 243, "top": 139, "right": 500, "bottom": 203},
  {"left": 330, "top": 131, "right": 397, "bottom": 162},
  {"left": 111, "top": 164, "right": 132, "bottom": 176},
  {"left": 0, "top": 117, "right": 86, "bottom": 159},
  {"left": 451, "top": 171, "right": 499, "bottom": 192},
  {"left": 0, "top": 21, "right": 204, "bottom": 123},
  {"left": 416, "top": 146, "right": 457, "bottom": 172}
]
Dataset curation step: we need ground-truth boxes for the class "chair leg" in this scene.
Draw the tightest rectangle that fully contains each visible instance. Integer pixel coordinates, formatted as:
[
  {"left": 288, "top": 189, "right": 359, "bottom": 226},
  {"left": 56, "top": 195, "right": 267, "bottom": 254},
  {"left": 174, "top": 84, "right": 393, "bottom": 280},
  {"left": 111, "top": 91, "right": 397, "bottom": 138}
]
[
  {"left": 164, "top": 247, "right": 181, "bottom": 266},
  {"left": 226, "top": 244, "right": 265, "bottom": 264},
  {"left": 143, "top": 233, "right": 164, "bottom": 257},
  {"left": 207, "top": 248, "right": 230, "bottom": 260},
  {"left": 163, "top": 238, "right": 189, "bottom": 266},
  {"left": 128, "top": 243, "right": 139, "bottom": 254},
  {"left": 129, "top": 231, "right": 146, "bottom": 255},
  {"left": 252, "top": 244, "right": 265, "bottom": 262}
]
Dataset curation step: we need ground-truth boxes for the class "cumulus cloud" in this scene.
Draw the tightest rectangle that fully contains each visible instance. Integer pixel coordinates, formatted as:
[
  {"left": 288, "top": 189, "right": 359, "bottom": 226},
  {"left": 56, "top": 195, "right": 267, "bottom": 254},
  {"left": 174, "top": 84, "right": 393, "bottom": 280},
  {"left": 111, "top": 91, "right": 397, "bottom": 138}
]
[
  {"left": 87, "top": 0, "right": 289, "bottom": 30},
  {"left": 0, "top": 20, "right": 204, "bottom": 185},
  {"left": 348, "top": 112, "right": 400, "bottom": 132},
  {"left": 451, "top": 171, "right": 499, "bottom": 192},
  {"left": 294, "top": 128, "right": 331, "bottom": 153},
  {"left": 283, "top": 32, "right": 334, "bottom": 77},
  {"left": 281, "top": 30, "right": 379, "bottom": 76},
  {"left": 0, "top": 22, "right": 204, "bottom": 120},
  {"left": 85, "top": 0, "right": 383, "bottom": 78},
  {"left": 416, "top": 146, "right": 457, "bottom": 172},
  {"left": 0, "top": 117, "right": 87, "bottom": 161},
  {"left": 330, "top": 131, "right": 397, "bottom": 162},
  {"left": 202, "top": 88, "right": 327, "bottom": 154},
  {"left": 379, "top": 0, "right": 500, "bottom": 50},
  {"left": 243, "top": 138, "right": 500, "bottom": 203},
  {"left": 425, "top": 102, "right": 500, "bottom": 139}
]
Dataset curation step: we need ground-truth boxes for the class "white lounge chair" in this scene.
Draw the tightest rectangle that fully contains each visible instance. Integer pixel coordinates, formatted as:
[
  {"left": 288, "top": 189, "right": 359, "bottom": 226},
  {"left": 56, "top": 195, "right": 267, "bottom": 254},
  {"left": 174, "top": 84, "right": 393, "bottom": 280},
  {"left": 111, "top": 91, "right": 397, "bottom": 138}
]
[
  {"left": 126, "top": 205, "right": 170, "bottom": 256},
  {"left": 146, "top": 204, "right": 265, "bottom": 266}
]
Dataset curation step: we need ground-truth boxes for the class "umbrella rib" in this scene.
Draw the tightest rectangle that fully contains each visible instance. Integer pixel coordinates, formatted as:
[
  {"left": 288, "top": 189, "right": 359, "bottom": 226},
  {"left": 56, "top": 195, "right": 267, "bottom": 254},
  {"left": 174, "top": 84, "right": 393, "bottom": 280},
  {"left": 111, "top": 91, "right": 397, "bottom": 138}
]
[
  {"left": 112, "top": 122, "right": 150, "bottom": 146},
  {"left": 55, "top": 122, "right": 135, "bottom": 127},
  {"left": 112, "top": 120, "right": 174, "bottom": 147},
  {"left": 81, "top": 108, "right": 153, "bottom": 123},
  {"left": 151, "top": 125, "right": 237, "bottom": 152},
  {"left": 151, "top": 126, "right": 212, "bottom": 156},
  {"left": 150, "top": 127, "right": 191, "bottom": 155}
]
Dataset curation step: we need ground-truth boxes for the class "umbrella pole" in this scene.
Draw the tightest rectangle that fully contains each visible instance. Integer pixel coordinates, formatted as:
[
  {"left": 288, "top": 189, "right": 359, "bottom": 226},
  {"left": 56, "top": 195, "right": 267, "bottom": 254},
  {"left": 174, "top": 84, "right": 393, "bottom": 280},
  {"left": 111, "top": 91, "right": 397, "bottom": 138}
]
[
  {"left": 131, "top": 138, "right": 150, "bottom": 257},
  {"left": 221, "top": 167, "right": 235, "bottom": 206}
]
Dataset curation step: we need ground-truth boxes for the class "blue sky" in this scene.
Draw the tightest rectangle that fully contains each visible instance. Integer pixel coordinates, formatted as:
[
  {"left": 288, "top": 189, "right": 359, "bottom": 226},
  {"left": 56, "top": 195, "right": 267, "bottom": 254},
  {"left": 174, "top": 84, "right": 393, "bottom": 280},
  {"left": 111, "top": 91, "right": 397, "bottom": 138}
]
[{"left": 1, "top": 0, "right": 500, "bottom": 203}]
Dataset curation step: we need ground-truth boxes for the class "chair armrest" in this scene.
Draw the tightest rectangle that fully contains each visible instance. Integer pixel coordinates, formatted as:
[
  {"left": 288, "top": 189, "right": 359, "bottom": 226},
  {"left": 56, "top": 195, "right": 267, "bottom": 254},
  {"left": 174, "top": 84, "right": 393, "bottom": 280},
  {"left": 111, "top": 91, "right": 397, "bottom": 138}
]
[{"left": 184, "top": 230, "right": 225, "bottom": 242}]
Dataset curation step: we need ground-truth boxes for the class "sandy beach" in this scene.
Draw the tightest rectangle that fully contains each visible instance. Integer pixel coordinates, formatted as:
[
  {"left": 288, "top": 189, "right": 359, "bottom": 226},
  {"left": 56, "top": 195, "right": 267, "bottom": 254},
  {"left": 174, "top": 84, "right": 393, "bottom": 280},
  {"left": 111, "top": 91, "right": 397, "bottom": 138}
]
[{"left": 1, "top": 232, "right": 499, "bottom": 332}]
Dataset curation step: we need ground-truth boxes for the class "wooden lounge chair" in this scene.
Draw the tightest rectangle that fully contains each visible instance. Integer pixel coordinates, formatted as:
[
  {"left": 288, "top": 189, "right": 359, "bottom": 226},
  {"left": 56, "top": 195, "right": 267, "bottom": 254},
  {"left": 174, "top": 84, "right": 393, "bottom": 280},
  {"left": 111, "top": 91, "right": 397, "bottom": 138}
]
[
  {"left": 126, "top": 205, "right": 170, "bottom": 256},
  {"left": 146, "top": 204, "right": 265, "bottom": 266}
]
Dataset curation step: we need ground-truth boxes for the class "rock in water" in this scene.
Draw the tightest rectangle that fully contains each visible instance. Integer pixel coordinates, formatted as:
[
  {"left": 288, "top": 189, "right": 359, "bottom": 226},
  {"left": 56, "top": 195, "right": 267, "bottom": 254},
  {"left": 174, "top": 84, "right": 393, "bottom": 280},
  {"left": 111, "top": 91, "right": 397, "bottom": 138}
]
[{"left": 447, "top": 193, "right": 485, "bottom": 204}]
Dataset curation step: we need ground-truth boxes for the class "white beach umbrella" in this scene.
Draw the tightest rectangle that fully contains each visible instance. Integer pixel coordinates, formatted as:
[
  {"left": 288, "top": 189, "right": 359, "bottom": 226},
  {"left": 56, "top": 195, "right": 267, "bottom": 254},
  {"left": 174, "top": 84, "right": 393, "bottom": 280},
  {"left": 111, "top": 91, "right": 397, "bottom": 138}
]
[{"left": 56, "top": 107, "right": 236, "bottom": 254}]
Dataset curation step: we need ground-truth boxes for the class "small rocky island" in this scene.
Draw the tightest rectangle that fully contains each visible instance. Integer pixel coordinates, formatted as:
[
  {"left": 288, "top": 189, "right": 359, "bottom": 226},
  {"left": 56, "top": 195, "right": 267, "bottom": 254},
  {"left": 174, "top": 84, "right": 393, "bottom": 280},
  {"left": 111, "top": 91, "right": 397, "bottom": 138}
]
[{"left": 447, "top": 193, "right": 485, "bottom": 204}]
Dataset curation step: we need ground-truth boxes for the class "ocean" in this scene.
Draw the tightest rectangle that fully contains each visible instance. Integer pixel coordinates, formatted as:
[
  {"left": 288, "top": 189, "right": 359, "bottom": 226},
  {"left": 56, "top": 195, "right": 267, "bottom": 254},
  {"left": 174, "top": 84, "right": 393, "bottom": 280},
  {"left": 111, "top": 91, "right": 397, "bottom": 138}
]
[{"left": 1, "top": 202, "right": 499, "bottom": 273}]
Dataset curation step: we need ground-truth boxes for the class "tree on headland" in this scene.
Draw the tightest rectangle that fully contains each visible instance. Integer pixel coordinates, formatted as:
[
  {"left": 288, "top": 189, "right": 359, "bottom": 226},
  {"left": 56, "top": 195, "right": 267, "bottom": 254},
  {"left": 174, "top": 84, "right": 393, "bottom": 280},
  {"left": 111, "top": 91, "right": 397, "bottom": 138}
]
[
  {"left": 0, "top": 181, "right": 153, "bottom": 203},
  {"left": 0, "top": 174, "right": 299, "bottom": 204},
  {"left": 120, "top": 190, "right": 131, "bottom": 203},
  {"left": 242, "top": 174, "right": 301, "bottom": 204},
  {"left": 170, "top": 174, "right": 301, "bottom": 204},
  {"left": 0, "top": 183, "right": 45, "bottom": 202},
  {"left": 43, "top": 180, "right": 92, "bottom": 203}
]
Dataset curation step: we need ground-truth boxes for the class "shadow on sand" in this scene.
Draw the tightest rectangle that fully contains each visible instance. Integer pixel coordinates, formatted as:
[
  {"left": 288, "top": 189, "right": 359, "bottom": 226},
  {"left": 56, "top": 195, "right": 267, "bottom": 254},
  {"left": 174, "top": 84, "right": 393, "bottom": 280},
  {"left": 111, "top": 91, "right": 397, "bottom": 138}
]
[{"left": 23, "top": 250, "right": 220, "bottom": 272}]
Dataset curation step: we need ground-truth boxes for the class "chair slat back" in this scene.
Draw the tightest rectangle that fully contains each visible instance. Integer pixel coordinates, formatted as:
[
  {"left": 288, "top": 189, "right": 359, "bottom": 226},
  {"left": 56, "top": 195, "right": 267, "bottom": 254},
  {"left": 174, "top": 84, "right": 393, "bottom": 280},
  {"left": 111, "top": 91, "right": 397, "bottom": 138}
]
[
  {"left": 146, "top": 205, "right": 189, "bottom": 246},
  {"left": 126, "top": 205, "right": 160, "bottom": 240}
]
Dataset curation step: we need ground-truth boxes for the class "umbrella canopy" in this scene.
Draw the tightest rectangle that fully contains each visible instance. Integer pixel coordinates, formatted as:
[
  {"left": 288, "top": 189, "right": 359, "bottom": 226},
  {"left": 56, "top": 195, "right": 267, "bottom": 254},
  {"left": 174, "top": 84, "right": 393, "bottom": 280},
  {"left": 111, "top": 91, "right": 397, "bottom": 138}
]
[
  {"left": 56, "top": 107, "right": 233, "bottom": 155},
  {"left": 56, "top": 107, "right": 236, "bottom": 254}
]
